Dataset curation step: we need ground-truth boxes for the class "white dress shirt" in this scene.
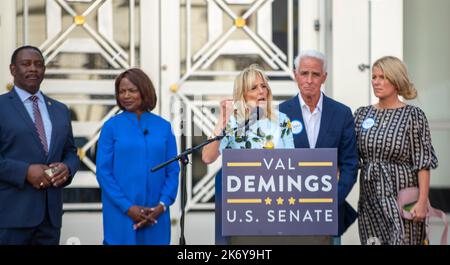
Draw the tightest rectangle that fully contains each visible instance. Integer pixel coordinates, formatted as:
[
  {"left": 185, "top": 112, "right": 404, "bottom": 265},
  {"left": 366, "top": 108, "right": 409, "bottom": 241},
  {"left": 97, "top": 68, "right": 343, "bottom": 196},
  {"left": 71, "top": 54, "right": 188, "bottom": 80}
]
[{"left": 298, "top": 92, "right": 323, "bottom": 148}]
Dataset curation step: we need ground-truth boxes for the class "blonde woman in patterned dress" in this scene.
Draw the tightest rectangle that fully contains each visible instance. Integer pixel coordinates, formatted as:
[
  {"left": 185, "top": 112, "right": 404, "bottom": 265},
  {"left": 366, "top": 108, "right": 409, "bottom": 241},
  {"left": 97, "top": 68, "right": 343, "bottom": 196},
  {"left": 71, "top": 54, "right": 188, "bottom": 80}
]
[
  {"left": 202, "top": 64, "right": 294, "bottom": 164},
  {"left": 354, "top": 56, "right": 438, "bottom": 245}
]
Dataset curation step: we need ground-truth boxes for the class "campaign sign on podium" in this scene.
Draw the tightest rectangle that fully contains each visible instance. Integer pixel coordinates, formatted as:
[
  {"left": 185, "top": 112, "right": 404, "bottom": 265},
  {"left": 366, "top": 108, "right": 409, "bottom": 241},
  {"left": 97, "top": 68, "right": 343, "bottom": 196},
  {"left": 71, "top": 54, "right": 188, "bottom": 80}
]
[{"left": 222, "top": 148, "right": 338, "bottom": 236}]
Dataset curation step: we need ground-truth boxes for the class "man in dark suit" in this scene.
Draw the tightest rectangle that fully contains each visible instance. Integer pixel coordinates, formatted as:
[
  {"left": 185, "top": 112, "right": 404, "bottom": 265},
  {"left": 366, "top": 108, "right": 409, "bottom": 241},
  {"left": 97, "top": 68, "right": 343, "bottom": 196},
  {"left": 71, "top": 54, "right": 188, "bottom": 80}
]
[
  {"left": 279, "top": 50, "right": 358, "bottom": 243},
  {"left": 0, "top": 46, "right": 80, "bottom": 244}
]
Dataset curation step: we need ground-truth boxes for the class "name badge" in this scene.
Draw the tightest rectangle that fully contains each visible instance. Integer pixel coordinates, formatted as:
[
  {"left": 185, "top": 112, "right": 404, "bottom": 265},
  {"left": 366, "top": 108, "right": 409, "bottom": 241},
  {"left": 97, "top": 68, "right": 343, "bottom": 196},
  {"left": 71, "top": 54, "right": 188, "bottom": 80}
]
[
  {"left": 291, "top": 120, "right": 303, "bottom": 135},
  {"left": 362, "top": 118, "right": 375, "bottom": 129}
]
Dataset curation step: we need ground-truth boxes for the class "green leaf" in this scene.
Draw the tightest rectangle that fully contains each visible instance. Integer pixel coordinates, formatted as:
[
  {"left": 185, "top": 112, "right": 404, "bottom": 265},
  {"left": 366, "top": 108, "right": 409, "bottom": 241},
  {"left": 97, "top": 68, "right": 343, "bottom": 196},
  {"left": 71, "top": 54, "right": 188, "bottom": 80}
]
[
  {"left": 245, "top": 141, "right": 252, "bottom": 149},
  {"left": 252, "top": 137, "right": 261, "bottom": 142},
  {"left": 265, "top": 135, "right": 273, "bottom": 141},
  {"left": 281, "top": 130, "right": 285, "bottom": 138}
]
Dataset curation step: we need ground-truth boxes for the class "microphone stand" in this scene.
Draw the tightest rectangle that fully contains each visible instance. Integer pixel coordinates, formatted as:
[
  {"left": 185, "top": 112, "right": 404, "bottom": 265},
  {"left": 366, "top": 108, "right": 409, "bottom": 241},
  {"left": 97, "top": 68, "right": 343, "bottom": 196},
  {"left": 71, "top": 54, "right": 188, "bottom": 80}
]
[
  {"left": 151, "top": 107, "right": 260, "bottom": 245},
  {"left": 151, "top": 133, "right": 225, "bottom": 245}
]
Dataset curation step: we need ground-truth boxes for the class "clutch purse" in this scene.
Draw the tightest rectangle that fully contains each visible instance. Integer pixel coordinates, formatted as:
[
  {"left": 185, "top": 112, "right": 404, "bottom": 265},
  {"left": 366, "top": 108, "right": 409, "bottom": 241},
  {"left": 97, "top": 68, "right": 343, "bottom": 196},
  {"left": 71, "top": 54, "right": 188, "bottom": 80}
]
[{"left": 397, "top": 187, "right": 448, "bottom": 245}]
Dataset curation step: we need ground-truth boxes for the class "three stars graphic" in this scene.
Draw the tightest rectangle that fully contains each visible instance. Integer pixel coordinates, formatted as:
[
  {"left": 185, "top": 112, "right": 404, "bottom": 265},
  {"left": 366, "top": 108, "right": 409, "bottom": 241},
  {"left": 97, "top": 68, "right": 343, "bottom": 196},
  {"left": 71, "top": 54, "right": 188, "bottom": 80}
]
[{"left": 264, "top": 196, "right": 297, "bottom": 205}]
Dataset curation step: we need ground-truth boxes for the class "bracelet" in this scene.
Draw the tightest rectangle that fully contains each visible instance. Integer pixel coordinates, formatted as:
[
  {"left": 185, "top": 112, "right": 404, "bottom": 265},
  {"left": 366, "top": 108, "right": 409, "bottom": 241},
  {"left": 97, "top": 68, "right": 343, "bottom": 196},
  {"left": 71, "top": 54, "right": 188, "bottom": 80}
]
[{"left": 159, "top": 201, "right": 167, "bottom": 212}]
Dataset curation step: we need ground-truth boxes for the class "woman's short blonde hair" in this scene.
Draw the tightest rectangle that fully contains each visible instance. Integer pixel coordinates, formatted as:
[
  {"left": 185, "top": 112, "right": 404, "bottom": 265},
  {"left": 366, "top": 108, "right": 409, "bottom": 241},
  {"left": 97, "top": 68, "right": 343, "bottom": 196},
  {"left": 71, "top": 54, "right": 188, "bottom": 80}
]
[
  {"left": 372, "top": 56, "right": 417, "bottom": 100},
  {"left": 232, "top": 64, "right": 274, "bottom": 121}
]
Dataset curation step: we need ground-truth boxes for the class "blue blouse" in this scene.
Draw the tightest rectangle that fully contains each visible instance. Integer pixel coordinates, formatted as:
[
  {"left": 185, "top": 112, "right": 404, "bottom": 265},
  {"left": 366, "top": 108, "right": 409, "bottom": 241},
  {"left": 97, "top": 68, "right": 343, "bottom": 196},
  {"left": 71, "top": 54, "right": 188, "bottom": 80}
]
[{"left": 96, "top": 111, "right": 179, "bottom": 245}]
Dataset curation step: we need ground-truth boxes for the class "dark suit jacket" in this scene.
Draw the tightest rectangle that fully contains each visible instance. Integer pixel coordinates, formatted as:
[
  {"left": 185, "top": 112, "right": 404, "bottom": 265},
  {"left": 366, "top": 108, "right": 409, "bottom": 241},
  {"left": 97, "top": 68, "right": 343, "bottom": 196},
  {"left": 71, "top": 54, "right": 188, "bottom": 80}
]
[
  {"left": 0, "top": 89, "right": 80, "bottom": 228},
  {"left": 279, "top": 94, "right": 358, "bottom": 236}
]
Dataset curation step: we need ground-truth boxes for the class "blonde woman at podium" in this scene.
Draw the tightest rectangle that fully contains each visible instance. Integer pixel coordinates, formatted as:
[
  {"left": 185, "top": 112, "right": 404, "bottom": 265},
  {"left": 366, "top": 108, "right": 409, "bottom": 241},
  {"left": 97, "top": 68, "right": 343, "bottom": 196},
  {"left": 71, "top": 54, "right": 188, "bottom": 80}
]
[
  {"left": 202, "top": 64, "right": 294, "bottom": 245},
  {"left": 202, "top": 64, "right": 294, "bottom": 164}
]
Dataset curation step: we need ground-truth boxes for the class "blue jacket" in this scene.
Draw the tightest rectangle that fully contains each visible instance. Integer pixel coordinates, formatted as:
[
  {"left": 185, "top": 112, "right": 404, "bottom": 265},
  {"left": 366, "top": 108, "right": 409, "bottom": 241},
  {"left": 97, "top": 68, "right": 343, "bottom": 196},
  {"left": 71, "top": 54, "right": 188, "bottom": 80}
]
[
  {"left": 96, "top": 111, "right": 179, "bottom": 244},
  {"left": 279, "top": 94, "right": 358, "bottom": 236},
  {"left": 0, "top": 89, "right": 80, "bottom": 228}
]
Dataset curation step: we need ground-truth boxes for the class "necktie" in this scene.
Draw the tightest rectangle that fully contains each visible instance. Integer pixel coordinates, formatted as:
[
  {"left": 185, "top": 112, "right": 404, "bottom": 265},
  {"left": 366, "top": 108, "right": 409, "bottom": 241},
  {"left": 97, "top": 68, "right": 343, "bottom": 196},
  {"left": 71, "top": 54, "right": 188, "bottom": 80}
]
[{"left": 30, "top": 95, "right": 48, "bottom": 155}]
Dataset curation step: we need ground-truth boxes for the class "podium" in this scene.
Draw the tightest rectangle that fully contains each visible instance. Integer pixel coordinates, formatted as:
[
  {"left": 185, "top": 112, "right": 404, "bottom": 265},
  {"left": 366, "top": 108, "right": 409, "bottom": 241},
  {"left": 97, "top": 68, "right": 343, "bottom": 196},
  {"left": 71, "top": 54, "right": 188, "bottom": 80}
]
[{"left": 215, "top": 149, "right": 338, "bottom": 245}]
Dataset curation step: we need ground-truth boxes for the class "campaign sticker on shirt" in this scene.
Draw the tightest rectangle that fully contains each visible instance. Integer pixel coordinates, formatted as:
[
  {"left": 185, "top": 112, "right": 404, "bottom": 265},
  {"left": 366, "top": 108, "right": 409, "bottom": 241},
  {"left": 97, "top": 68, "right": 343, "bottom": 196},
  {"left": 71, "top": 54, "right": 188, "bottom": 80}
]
[
  {"left": 362, "top": 118, "right": 375, "bottom": 129},
  {"left": 291, "top": 120, "right": 303, "bottom": 135}
]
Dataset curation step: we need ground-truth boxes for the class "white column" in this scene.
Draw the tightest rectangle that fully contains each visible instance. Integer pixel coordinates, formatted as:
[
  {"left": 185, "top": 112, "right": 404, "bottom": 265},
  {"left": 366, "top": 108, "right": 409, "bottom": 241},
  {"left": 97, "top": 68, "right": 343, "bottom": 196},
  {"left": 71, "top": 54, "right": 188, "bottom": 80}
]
[
  {"left": 0, "top": 0, "right": 16, "bottom": 93},
  {"left": 160, "top": 0, "right": 180, "bottom": 120},
  {"left": 160, "top": 0, "right": 181, "bottom": 245},
  {"left": 140, "top": 0, "right": 161, "bottom": 115}
]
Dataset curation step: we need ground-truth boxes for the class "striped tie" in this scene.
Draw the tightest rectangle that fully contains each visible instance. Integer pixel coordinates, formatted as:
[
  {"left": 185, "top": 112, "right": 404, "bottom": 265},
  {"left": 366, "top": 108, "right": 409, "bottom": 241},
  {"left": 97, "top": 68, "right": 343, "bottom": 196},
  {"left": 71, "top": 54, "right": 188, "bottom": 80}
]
[{"left": 30, "top": 95, "right": 48, "bottom": 155}]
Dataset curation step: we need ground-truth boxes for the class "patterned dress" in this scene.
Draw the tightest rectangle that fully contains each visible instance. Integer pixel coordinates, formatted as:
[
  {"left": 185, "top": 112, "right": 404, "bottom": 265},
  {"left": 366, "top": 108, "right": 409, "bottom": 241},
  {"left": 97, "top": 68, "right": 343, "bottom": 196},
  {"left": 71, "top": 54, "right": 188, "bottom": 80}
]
[
  {"left": 354, "top": 105, "right": 438, "bottom": 245},
  {"left": 219, "top": 111, "right": 294, "bottom": 151}
]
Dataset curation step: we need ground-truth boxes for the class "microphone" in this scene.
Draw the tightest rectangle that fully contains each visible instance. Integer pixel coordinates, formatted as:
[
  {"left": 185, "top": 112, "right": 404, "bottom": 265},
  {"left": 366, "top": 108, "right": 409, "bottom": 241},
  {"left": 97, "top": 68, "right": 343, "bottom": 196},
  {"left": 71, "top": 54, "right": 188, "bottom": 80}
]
[
  {"left": 254, "top": 106, "right": 263, "bottom": 121},
  {"left": 143, "top": 129, "right": 149, "bottom": 135},
  {"left": 223, "top": 107, "right": 265, "bottom": 137},
  {"left": 245, "top": 106, "right": 264, "bottom": 127}
]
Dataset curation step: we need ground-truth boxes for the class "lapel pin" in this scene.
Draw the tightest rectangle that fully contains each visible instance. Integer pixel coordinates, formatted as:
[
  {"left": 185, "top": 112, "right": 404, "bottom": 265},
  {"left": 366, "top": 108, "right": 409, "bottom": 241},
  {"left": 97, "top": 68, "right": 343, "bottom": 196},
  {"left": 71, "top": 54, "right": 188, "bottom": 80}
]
[
  {"left": 47, "top": 101, "right": 52, "bottom": 106},
  {"left": 291, "top": 120, "right": 303, "bottom": 135}
]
